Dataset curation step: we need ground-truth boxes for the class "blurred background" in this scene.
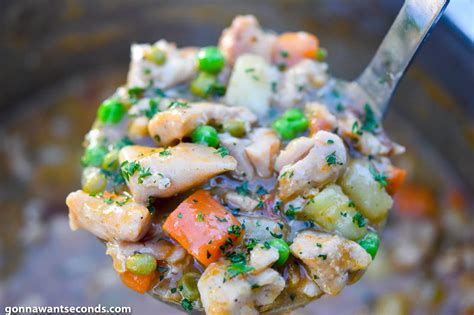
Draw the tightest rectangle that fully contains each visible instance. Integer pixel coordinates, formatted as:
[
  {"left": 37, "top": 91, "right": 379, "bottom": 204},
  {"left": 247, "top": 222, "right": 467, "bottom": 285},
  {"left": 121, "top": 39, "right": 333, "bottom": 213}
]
[{"left": 0, "top": 0, "right": 473, "bottom": 314}]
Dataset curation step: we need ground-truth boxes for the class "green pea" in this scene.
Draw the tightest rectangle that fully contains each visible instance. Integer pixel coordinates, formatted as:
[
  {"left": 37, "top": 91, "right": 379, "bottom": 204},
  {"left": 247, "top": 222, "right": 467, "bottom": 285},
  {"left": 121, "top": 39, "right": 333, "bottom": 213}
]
[
  {"left": 190, "top": 72, "right": 217, "bottom": 97},
  {"left": 191, "top": 125, "right": 220, "bottom": 148},
  {"left": 273, "top": 109, "right": 309, "bottom": 140},
  {"left": 102, "top": 150, "right": 119, "bottom": 171},
  {"left": 148, "top": 47, "right": 167, "bottom": 65},
  {"left": 197, "top": 46, "right": 225, "bottom": 73},
  {"left": 268, "top": 238, "right": 290, "bottom": 267},
  {"left": 177, "top": 272, "right": 201, "bottom": 301},
  {"left": 357, "top": 232, "right": 380, "bottom": 259},
  {"left": 272, "top": 119, "right": 296, "bottom": 140},
  {"left": 126, "top": 253, "right": 157, "bottom": 276},
  {"left": 316, "top": 47, "right": 328, "bottom": 61},
  {"left": 223, "top": 120, "right": 246, "bottom": 137},
  {"left": 81, "top": 145, "right": 108, "bottom": 167},
  {"left": 82, "top": 168, "right": 107, "bottom": 194},
  {"left": 97, "top": 99, "right": 126, "bottom": 124}
]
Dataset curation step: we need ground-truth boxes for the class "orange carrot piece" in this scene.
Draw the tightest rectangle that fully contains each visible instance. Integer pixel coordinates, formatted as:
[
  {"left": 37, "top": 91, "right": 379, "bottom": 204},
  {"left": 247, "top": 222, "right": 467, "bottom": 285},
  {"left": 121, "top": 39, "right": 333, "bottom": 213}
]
[
  {"left": 273, "top": 32, "right": 319, "bottom": 67},
  {"left": 386, "top": 167, "right": 407, "bottom": 195},
  {"left": 394, "top": 185, "right": 436, "bottom": 218},
  {"left": 120, "top": 271, "right": 156, "bottom": 294},
  {"left": 163, "top": 190, "right": 243, "bottom": 266}
]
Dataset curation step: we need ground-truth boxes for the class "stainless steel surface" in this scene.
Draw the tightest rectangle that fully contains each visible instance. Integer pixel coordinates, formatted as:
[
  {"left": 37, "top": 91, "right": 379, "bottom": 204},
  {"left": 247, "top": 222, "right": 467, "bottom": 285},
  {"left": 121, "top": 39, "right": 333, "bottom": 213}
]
[{"left": 354, "top": 0, "right": 449, "bottom": 114}]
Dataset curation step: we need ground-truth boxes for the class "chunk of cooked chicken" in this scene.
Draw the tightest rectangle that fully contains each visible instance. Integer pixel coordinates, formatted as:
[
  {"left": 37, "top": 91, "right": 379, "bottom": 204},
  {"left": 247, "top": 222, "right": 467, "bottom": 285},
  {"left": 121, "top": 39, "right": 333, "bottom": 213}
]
[
  {"left": 218, "top": 15, "right": 277, "bottom": 65},
  {"left": 106, "top": 238, "right": 189, "bottom": 273},
  {"left": 247, "top": 268, "right": 285, "bottom": 306},
  {"left": 274, "top": 136, "right": 316, "bottom": 172},
  {"left": 198, "top": 261, "right": 256, "bottom": 315},
  {"left": 219, "top": 133, "right": 255, "bottom": 180},
  {"left": 338, "top": 111, "right": 405, "bottom": 156},
  {"left": 290, "top": 230, "right": 372, "bottom": 295},
  {"left": 127, "top": 40, "right": 197, "bottom": 89},
  {"left": 198, "top": 261, "right": 285, "bottom": 314},
  {"left": 224, "top": 191, "right": 259, "bottom": 212},
  {"left": 275, "top": 60, "right": 329, "bottom": 108},
  {"left": 66, "top": 190, "right": 152, "bottom": 242},
  {"left": 245, "top": 128, "right": 280, "bottom": 178},
  {"left": 277, "top": 130, "right": 347, "bottom": 200},
  {"left": 119, "top": 144, "right": 237, "bottom": 203},
  {"left": 249, "top": 246, "right": 279, "bottom": 273},
  {"left": 305, "top": 102, "right": 337, "bottom": 135},
  {"left": 148, "top": 102, "right": 257, "bottom": 146}
]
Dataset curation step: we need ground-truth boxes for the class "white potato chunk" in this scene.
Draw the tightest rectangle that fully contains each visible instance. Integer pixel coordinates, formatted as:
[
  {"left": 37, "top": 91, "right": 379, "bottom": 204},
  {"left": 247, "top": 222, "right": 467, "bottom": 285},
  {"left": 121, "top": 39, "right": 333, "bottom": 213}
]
[
  {"left": 340, "top": 159, "right": 393, "bottom": 223},
  {"left": 225, "top": 54, "right": 277, "bottom": 117},
  {"left": 301, "top": 184, "right": 367, "bottom": 241},
  {"left": 249, "top": 246, "right": 279, "bottom": 273}
]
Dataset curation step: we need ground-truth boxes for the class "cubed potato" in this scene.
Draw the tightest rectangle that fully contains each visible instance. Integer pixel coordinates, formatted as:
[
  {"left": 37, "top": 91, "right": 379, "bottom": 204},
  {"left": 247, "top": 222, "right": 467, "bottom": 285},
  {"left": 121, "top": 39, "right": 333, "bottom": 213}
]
[
  {"left": 340, "top": 160, "right": 393, "bottom": 223},
  {"left": 299, "top": 184, "right": 366, "bottom": 240},
  {"left": 225, "top": 54, "right": 275, "bottom": 117}
]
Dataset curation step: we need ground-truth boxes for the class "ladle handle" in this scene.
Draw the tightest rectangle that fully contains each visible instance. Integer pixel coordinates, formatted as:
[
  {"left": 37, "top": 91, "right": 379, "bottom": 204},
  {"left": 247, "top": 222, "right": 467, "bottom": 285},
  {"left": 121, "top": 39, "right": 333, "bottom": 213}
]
[{"left": 356, "top": 0, "right": 449, "bottom": 113}]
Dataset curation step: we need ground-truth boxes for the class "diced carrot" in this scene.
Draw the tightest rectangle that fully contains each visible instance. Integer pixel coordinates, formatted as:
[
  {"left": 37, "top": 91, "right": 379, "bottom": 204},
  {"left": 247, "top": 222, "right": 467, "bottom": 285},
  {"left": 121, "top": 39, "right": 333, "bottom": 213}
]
[
  {"left": 394, "top": 185, "right": 436, "bottom": 218},
  {"left": 120, "top": 271, "right": 156, "bottom": 294},
  {"left": 386, "top": 167, "right": 407, "bottom": 195},
  {"left": 273, "top": 32, "right": 319, "bottom": 68},
  {"left": 448, "top": 189, "right": 467, "bottom": 211},
  {"left": 163, "top": 190, "right": 244, "bottom": 266}
]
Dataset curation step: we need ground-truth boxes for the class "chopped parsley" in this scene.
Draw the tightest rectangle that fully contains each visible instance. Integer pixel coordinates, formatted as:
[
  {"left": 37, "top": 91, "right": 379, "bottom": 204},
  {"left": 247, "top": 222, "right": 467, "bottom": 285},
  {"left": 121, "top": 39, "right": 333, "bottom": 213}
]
[
  {"left": 269, "top": 231, "right": 283, "bottom": 239},
  {"left": 256, "top": 186, "right": 268, "bottom": 196},
  {"left": 170, "top": 287, "right": 177, "bottom": 293},
  {"left": 159, "top": 147, "right": 172, "bottom": 156},
  {"left": 120, "top": 161, "right": 141, "bottom": 181},
  {"left": 285, "top": 205, "right": 300, "bottom": 220},
  {"left": 236, "top": 181, "right": 249, "bottom": 196},
  {"left": 168, "top": 100, "right": 189, "bottom": 109},
  {"left": 115, "top": 196, "right": 130, "bottom": 206},
  {"left": 181, "top": 298, "right": 193, "bottom": 312},
  {"left": 245, "top": 238, "right": 258, "bottom": 251},
  {"left": 369, "top": 165, "right": 388, "bottom": 188},
  {"left": 147, "top": 197, "right": 156, "bottom": 213},
  {"left": 227, "top": 225, "right": 242, "bottom": 237},
  {"left": 197, "top": 211, "right": 205, "bottom": 222},
  {"left": 177, "top": 212, "right": 183, "bottom": 219},
  {"left": 113, "top": 137, "right": 134, "bottom": 150},
  {"left": 280, "top": 50, "right": 289, "bottom": 58},
  {"left": 348, "top": 200, "right": 356, "bottom": 208},
  {"left": 144, "top": 98, "right": 160, "bottom": 119},
  {"left": 227, "top": 262, "right": 254, "bottom": 279},
  {"left": 318, "top": 254, "right": 327, "bottom": 260},
  {"left": 206, "top": 250, "right": 212, "bottom": 259},
  {"left": 352, "top": 121, "right": 363, "bottom": 136},
  {"left": 327, "top": 139, "right": 334, "bottom": 144},
  {"left": 215, "top": 216, "right": 228, "bottom": 223},
  {"left": 277, "top": 63, "right": 286, "bottom": 71},
  {"left": 214, "top": 146, "right": 229, "bottom": 157},
  {"left": 227, "top": 252, "right": 246, "bottom": 264},
  {"left": 127, "top": 87, "right": 144, "bottom": 103},
  {"left": 362, "top": 103, "right": 378, "bottom": 132},
  {"left": 316, "top": 243, "right": 322, "bottom": 248},
  {"left": 274, "top": 201, "right": 282, "bottom": 213},
  {"left": 325, "top": 151, "right": 343, "bottom": 166},
  {"left": 103, "top": 197, "right": 114, "bottom": 205},
  {"left": 138, "top": 167, "right": 152, "bottom": 184},
  {"left": 352, "top": 212, "right": 368, "bottom": 228},
  {"left": 340, "top": 211, "right": 348, "bottom": 217}
]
